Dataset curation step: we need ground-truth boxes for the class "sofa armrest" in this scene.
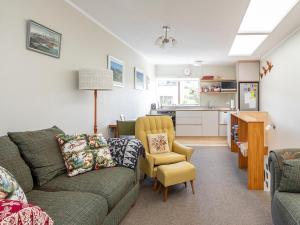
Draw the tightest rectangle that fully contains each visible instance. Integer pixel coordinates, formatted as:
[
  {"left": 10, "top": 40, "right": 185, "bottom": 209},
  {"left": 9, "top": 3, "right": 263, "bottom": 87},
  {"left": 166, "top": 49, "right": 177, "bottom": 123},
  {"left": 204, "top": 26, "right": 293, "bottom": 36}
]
[
  {"left": 172, "top": 141, "right": 193, "bottom": 161},
  {"left": 269, "top": 148, "right": 300, "bottom": 198}
]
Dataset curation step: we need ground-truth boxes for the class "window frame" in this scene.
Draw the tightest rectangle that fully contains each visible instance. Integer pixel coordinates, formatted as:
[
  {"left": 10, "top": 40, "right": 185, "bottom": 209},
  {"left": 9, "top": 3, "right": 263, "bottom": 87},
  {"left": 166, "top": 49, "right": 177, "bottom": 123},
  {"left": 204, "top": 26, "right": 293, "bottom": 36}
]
[{"left": 156, "top": 78, "right": 200, "bottom": 106}]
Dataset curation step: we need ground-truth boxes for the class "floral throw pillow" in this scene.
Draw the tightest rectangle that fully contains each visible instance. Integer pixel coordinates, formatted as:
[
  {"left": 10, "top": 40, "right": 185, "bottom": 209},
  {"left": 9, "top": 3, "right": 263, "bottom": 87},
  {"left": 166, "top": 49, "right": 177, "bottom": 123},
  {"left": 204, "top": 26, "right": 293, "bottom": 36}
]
[
  {"left": 147, "top": 133, "right": 170, "bottom": 154},
  {"left": 56, "top": 134, "right": 95, "bottom": 177},
  {"left": 0, "top": 166, "right": 27, "bottom": 203},
  {"left": 56, "top": 134, "right": 115, "bottom": 177},
  {"left": 87, "top": 134, "right": 108, "bottom": 149},
  {"left": 94, "top": 147, "right": 116, "bottom": 169}
]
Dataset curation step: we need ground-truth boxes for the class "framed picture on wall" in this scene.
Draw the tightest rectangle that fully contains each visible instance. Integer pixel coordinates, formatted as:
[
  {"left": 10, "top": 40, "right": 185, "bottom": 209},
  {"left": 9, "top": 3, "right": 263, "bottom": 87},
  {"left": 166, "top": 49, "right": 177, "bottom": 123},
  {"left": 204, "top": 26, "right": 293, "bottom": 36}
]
[
  {"left": 107, "top": 55, "right": 125, "bottom": 87},
  {"left": 134, "top": 67, "right": 145, "bottom": 90},
  {"left": 26, "top": 20, "right": 62, "bottom": 58}
]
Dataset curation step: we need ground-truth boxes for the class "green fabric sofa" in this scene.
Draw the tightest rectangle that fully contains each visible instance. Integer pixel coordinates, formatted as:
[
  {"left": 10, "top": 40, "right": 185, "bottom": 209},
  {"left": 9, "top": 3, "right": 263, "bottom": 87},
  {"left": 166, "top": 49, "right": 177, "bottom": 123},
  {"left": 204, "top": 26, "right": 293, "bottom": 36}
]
[
  {"left": 0, "top": 130, "right": 140, "bottom": 225},
  {"left": 269, "top": 149, "right": 300, "bottom": 225}
]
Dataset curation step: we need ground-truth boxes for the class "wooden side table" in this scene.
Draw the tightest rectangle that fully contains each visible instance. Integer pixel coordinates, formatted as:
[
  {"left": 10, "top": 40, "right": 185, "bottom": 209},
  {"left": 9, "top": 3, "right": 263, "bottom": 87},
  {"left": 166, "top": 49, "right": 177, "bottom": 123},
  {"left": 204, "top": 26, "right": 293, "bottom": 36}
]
[{"left": 108, "top": 124, "right": 118, "bottom": 138}]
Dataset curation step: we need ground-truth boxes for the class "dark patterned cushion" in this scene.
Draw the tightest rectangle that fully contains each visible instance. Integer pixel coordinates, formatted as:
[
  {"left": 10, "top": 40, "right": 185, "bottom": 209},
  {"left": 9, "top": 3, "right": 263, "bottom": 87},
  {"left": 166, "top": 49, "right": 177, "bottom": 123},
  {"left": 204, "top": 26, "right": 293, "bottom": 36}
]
[
  {"left": 8, "top": 126, "right": 66, "bottom": 186},
  {"left": 108, "top": 138, "right": 144, "bottom": 169},
  {"left": 279, "top": 158, "right": 300, "bottom": 192}
]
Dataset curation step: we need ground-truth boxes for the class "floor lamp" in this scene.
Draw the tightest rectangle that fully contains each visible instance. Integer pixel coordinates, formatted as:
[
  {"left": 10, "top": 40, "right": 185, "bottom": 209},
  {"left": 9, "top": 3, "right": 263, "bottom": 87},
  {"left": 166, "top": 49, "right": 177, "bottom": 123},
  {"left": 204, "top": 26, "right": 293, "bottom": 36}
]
[{"left": 79, "top": 69, "right": 113, "bottom": 134}]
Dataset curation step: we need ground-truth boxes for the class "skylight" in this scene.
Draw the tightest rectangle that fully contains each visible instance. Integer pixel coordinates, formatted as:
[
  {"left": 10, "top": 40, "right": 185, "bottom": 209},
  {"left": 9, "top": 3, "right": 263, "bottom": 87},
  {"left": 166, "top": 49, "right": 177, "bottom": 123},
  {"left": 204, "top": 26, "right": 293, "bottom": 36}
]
[
  {"left": 238, "top": 0, "right": 299, "bottom": 33},
  {"left": 228, "top": 35, "right": 268, "bottom": 56}
]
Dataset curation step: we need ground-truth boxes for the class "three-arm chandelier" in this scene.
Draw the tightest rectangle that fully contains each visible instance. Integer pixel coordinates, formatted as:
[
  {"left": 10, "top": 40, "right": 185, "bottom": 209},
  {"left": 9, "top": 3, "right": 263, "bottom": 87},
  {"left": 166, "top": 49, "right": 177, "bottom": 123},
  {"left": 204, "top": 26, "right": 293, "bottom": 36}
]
[{"left": 155, "top": 26, "right": 177, "bottom": 48}]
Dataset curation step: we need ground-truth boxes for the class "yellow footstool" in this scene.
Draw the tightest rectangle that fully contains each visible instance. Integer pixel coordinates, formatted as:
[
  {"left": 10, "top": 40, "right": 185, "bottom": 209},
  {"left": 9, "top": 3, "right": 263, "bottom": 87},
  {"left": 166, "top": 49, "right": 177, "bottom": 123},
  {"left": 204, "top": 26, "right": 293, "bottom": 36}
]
[{"left": 157, "top": 161, "right": 196, "bottom": 201}]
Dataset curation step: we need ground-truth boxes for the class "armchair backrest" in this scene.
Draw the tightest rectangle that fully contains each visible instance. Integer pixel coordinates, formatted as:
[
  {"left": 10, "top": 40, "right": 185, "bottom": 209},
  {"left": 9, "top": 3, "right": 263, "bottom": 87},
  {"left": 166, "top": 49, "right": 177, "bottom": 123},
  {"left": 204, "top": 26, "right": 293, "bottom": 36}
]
[
  {"left": 135, "top": 116, "right": 175, "bottom": 153},
  {"left": 117, "top": 120, "right": 135, "bottom": 137}
]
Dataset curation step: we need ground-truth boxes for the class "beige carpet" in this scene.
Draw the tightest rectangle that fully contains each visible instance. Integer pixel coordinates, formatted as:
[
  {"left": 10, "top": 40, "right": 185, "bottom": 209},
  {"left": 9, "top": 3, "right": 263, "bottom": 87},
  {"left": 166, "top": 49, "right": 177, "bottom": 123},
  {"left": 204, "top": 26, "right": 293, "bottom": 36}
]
[{"left": 121, "top": 146, "right": 272, "bottom": 225}]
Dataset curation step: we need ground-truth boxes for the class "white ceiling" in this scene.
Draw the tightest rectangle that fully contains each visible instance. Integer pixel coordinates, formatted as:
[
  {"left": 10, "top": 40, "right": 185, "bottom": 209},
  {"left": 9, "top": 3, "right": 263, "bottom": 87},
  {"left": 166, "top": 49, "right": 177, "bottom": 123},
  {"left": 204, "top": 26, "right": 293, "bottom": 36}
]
[{"left": 67, "top": 0, "right": 300, "bottom": 65}]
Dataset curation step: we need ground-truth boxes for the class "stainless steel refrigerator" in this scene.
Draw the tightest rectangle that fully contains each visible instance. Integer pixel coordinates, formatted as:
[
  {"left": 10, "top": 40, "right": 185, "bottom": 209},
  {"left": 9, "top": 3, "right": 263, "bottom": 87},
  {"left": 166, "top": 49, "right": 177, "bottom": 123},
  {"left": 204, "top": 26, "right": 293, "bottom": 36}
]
[{"left": 238, "top": 82, "right": 259, "bottom": 111}]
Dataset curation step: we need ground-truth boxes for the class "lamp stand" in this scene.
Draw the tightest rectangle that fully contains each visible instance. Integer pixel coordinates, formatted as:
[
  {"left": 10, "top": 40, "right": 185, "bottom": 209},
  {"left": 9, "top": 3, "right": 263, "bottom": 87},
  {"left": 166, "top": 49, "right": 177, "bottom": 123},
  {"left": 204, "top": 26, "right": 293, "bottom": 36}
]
[{"left": 93, "top": 90, "right": 98, "bottom": 134}]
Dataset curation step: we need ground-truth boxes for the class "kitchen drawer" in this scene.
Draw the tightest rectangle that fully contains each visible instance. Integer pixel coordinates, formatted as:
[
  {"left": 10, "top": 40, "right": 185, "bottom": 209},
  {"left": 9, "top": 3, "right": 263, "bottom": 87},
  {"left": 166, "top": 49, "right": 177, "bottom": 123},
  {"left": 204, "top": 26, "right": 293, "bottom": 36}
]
[
  {"left": 219, "top": 125, "right": 227, "bottom": 136},
  {"left": 176, "top": 117, "right": 202, "bottom": 125},
  {"left": 176, "top": 125, "right": 202, "bottom": 136},
  {"left": 176, "top": 111, "right": 202, "bottom": 118}
]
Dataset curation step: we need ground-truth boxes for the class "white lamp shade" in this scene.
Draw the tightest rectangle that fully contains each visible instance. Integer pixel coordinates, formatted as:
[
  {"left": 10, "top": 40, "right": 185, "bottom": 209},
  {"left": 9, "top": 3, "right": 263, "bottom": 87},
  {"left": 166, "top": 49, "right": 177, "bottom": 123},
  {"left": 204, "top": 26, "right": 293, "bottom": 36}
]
[{"left": 79, "top": 69, "right": 113, "bottom": 90}]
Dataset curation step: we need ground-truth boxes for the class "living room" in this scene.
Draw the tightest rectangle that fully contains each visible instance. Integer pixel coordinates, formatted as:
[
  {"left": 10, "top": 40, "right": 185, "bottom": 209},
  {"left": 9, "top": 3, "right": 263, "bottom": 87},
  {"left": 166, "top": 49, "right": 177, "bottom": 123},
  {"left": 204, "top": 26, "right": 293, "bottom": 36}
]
[{"left": 1, "top": 0, "right": 300, "bottom": 225}]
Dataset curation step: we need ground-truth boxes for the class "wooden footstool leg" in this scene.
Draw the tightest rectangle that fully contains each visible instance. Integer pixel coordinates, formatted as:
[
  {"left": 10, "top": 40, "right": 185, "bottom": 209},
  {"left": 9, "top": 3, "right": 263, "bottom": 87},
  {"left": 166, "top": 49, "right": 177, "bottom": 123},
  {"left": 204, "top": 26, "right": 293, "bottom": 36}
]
[
  {"left": 190, "top": 180, "right": 195, "bottom": 194},
  {"left": 163, "top": 186, "right": 168, "bottom": 202}
]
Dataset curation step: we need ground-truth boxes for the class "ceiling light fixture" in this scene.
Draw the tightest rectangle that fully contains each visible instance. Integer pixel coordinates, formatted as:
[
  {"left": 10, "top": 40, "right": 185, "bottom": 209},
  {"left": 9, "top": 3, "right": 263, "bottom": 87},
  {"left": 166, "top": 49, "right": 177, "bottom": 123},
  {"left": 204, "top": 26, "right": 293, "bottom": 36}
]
[
  {"left": 155, "top": 26, "right": 177, "bottom": 48},
  {"left": 228, "top": 34, "right": 268, "bottom": 56}
]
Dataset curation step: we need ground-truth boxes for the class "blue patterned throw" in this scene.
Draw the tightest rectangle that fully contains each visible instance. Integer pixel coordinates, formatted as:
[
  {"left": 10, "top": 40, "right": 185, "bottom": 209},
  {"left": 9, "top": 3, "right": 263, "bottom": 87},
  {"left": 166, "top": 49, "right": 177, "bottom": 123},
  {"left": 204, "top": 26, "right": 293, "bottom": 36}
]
[{"left": 108, "top": 138, "right": 144, "bottom": 170}]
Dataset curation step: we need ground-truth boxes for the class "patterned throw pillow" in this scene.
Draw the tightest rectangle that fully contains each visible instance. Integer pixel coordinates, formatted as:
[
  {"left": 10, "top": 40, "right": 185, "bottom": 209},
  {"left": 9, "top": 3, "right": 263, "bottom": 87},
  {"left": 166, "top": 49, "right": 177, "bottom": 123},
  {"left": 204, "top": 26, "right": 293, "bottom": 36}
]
[
  {"left": 56, "top": 134, "right": 115, "bottom": 177},
  {"left": 94, "top": 147, "right": 116, "bottom": 169},
  {"left": 56, "top": 134, "right": 95, "bottom": 177},
  {"left": 87, "top": 134, "right": 107, "bottom": 149},
  {"left": 0, "top": 166, "right": 27, "bottom": 203},
  {"left": 0, "top": 199, "right": 53, "bottom": 225},
  {"left": 108, "top": 138, "right": 144, "bottom": 170},
  {"left": 147, "top": 133, "right": 170, "bottom": 154}
]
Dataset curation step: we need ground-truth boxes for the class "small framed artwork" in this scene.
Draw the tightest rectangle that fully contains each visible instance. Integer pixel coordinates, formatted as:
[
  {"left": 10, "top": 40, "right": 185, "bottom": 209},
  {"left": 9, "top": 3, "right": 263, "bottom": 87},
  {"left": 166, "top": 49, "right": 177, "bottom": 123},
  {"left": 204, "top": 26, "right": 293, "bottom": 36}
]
[
  {"left": 107, "top": 55, "right": 125, "bottom": 87},
  {"left": 134, "top": 67, "right": 145, "bottom": 90},
  {"left": 26, "top": 20, "right": 62, "bottom": 58}
]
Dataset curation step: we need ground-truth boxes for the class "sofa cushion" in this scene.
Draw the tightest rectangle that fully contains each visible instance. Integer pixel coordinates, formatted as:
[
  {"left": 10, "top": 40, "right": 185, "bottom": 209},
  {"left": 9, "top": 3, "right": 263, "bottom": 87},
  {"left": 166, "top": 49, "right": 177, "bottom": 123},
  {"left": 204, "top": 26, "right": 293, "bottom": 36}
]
[
  {"left": 272, "top": 191, "right": 300, "bottom": 225},
  {"left": 279, "top": 158, "right": 300, "bottom": 192},
  {"left": 40, "top": 167, "right": 135, "bottom": 210},
  {"left": 8, "top": 126, "right": 66, "bottom": 186},
  {"left": 152, "top": 152, "right": 186, "bottom": 165},
  {"left": 27, "top": 190, "right": 108, "bottom": 225},
  {"left": 0, "top": 136, "right": 33, "bottom": 193}
]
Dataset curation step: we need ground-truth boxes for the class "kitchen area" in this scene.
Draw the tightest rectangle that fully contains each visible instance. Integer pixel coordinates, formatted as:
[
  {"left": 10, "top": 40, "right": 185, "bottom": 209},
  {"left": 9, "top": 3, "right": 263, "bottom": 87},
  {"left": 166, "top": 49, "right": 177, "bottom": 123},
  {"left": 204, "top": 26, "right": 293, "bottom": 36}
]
[{"left": 152, "top": 61, "right": 261, "bottom": 144}]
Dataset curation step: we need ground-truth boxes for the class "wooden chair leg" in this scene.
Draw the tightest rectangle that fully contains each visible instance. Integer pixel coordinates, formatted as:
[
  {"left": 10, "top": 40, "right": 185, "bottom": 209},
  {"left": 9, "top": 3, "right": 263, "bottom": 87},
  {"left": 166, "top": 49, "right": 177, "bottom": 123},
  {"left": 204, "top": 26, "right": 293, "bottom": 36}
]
[
  {"left": 158, "top": 183, "right": 162, "bottom": 193},
  {"left": 184, "top": 182, "right": 187, "bottom": 188},
  {"left": 190, "top": 180, "right": 195, "bottom": 194},
  {"left": 163, "top": 186, "right": 168, "bottom": 202},
  {"left": 153, "top": 177, "right": 158, "bottom": 191}
]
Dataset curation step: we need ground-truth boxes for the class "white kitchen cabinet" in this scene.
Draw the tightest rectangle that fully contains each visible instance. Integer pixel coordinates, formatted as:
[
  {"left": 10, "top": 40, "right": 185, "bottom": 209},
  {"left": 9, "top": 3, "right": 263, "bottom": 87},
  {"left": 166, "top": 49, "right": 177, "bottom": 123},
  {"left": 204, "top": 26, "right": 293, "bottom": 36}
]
[
  {"left": 176, "top": 125, "right": 203, "bottom": 136},
  {"left": 202, "top": 111, "right": 219, "bottom": 136},
  {"left": 176, "top": 111, "right": 202, "bottom": 136},
  {"left": 237, "top": 61, "right": 260, "bottom": 82},
  {"left": 218, "top": 125, "right": 227, "bottom": 136}
]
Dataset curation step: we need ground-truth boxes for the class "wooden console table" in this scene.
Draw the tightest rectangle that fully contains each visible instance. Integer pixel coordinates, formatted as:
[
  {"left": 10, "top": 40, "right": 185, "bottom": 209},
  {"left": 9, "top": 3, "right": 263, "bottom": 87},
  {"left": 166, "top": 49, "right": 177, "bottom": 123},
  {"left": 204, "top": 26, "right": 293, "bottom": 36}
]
[{"left": 230, "top": 112, "right": 268, "bottom": 190}]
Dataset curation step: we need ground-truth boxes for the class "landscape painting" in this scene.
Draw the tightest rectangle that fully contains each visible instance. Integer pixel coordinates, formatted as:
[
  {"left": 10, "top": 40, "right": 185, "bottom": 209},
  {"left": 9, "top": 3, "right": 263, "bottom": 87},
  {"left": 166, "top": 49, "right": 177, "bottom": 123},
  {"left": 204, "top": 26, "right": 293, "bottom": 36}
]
[
  {"left": 108, "top": 55, "right": 125, "bottom": 87},
  {"left": 134, "top": 68, "right": 145, "bottom": 90},
  {"left": 26, "top": 20, "right": 61, "bottom": 58}
]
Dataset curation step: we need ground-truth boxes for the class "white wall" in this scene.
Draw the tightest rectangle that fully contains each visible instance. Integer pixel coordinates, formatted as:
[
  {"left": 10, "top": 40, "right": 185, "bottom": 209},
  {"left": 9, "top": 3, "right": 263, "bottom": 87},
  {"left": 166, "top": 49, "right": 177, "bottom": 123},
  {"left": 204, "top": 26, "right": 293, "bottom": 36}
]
[
  {"left": 0, "top": 0, "right": 155, "bottom": 136},
  {"left": 155, "top": 64, "right": 236, "bottom": 107},
  {"left": 260, "top": 28, "right": 300, "bottom": 150}
]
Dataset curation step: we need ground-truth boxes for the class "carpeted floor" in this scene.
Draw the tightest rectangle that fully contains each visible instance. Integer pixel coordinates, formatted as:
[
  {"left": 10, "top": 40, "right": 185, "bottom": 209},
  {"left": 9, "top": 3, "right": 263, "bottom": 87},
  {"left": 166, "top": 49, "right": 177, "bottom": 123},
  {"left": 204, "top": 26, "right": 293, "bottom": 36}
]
[{"left": 121, "top": 146, "right": 273, "bottom": 225}]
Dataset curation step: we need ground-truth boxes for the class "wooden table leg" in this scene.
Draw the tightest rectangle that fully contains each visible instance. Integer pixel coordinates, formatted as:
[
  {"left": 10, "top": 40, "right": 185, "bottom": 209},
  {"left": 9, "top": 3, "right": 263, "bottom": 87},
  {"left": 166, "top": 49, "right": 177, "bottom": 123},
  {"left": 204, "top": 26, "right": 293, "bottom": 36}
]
[
  {"left": 163, "top": 186, "right": 168, "bottom": 202},
  {"left": 190, "top": 180, "right": 195, "bottom": 194}
]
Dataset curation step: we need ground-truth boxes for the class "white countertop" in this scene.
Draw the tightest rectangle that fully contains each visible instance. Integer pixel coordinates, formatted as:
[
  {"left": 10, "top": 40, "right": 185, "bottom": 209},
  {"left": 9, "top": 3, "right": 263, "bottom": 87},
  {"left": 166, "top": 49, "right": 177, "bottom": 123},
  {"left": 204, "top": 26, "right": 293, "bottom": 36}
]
[{"left": 157, "top": 107, "right": 236, "bottom": 112}]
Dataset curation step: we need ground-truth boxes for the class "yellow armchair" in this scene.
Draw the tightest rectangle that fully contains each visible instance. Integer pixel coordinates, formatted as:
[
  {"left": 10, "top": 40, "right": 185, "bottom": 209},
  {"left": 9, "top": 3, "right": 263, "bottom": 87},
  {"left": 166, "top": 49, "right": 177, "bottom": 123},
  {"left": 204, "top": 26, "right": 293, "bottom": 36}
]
[{"left": 135, "top": 116, "right": 193, "bottom": 179}]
